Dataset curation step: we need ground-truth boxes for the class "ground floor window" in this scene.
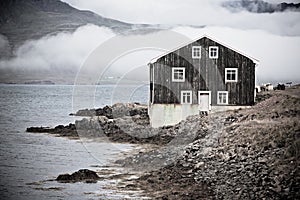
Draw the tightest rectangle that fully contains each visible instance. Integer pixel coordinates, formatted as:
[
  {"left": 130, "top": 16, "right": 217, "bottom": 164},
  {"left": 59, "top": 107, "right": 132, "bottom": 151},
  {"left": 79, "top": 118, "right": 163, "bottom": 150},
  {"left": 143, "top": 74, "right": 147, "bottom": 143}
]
[
  {"left": 217, "top": 91, "right": 228, "bottom": 104},
  {"left": 181, "top": 90, "right": 192, "bottom": 104}
]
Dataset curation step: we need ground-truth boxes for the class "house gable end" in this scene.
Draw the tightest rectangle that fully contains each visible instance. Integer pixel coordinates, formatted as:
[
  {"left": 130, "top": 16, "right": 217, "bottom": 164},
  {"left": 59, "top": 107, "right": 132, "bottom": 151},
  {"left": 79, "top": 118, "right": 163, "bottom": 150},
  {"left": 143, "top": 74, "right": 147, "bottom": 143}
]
[{"left": 149, "top": 35, "right": 257, "bottom": 107}]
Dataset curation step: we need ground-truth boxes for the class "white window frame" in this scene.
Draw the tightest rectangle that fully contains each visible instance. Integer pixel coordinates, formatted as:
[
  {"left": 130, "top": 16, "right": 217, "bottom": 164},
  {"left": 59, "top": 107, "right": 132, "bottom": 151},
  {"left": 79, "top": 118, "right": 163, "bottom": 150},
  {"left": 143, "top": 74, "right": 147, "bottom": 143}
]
[
  {"left": 192, "top": 46, "right": 201, "bottom": 59},
  {"left": 172, "top": 67, "right": 185, "bottom": 82},
  {"left": 209, "top": 46, "right": 219, "bottom": 59},
  {"left": 181, "top": 90, "right": 192, "bottom": 104},
  {"left": 225, "top": 68, "right": 238, "bottom": 83},
  {"left": 217, "top": 91, "right": 229, "bottom": 105}
]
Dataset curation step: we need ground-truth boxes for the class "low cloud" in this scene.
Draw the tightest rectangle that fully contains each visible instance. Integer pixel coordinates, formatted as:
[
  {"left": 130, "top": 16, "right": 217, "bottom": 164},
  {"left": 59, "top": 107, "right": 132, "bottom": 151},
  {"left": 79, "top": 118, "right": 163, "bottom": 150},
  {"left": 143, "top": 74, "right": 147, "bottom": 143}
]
[
  {"left": 0, "top": 25, "right": 115, "bottom": 72},
  {"left": 0, "top": 24, "right": 299, "bottom": 85},
  {"left": 63, "top": 0, "right": 300, "bottom": 36}
]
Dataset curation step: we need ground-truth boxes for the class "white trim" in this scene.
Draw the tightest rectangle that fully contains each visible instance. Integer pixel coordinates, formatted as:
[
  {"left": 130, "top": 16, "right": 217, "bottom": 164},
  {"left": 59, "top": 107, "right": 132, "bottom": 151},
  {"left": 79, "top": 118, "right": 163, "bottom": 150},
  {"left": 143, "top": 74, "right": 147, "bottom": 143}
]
[
  {"left": 152, "top": 64, "right": 155, "bottom": 104},
  {"left": 209, "top": 46, "right": 219, "bottom": 59},
  {"left": 172, "top": 67, "right": 185, "bottom": 82},
  {"left": 217, "top": 91, "right": 229, "bottom": 105},
  {"left": 225, "top": 68, "right": 238, "bottom": 83},
  {"left": 149, "top": 34, "right": 259, "bottom": 64},
  {"left": 254, "top": 65, "right": 257, "bottom": 102},
  {"left": 181, "top": 90, "right": 192, "bottom": 104},
  {"left": 192, "top": 46, "right": 201, "bottom": 59},
  {"left": 148, "top": 63, "right": 155, "bottom": 105},
  {"left": 198, "top": 91, "right": 211, "bottom": 110}
]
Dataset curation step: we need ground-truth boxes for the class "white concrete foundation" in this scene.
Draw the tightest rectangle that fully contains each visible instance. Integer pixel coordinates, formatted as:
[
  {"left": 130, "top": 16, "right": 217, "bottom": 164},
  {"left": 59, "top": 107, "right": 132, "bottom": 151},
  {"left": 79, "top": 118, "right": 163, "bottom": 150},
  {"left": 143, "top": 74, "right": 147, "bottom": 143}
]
[
  {"left": 149, "top": 104, "right": 251, "bottom": 128},
  {"left": 148, "top": 104, "right": 199, "bottom": 128}
]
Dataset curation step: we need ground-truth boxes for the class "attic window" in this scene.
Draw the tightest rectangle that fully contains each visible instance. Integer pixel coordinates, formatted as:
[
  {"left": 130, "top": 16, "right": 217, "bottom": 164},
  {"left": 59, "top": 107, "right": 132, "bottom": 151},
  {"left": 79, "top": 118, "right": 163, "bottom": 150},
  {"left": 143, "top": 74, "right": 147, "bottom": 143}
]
[
  {"left": 181, "top": 91, "right": 192, "bottom": 104},
  {"left": 209, "top": 46, "right": 219, "bottom": 59},
  {"left": 192, "top": 46, "right": 201, "bottom": 59},
  {"left": 225, "top": 68, "right": 238, "bottom": 82},
  {"left": 172, "top": 67, "right": 185, "bottom": 82},
  {"left": 217, "top": 91, "right": 228, "bottom": 105}
]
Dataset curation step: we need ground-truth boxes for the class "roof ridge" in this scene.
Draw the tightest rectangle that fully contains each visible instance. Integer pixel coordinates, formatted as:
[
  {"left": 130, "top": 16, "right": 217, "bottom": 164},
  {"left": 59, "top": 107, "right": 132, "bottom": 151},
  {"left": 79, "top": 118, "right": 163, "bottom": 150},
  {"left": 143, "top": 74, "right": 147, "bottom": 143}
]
[{"left": 149, "top": 34, "right": 259, "bottom": 64}]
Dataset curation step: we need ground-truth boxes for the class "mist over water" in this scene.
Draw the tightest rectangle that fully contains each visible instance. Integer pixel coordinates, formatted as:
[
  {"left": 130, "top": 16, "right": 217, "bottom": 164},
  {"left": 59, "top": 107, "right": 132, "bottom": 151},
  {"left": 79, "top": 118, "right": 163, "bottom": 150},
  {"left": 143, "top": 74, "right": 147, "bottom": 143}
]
[{"left": 1, "top": 24, "right": 299, "bottom": 85}]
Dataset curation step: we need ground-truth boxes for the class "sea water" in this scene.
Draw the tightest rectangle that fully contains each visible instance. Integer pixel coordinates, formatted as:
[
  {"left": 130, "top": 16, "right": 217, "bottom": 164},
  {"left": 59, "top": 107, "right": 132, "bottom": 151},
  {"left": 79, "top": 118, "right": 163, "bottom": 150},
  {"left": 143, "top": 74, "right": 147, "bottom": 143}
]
[{"left": 0, "top": 84, "right": 148, "bottom": 200}]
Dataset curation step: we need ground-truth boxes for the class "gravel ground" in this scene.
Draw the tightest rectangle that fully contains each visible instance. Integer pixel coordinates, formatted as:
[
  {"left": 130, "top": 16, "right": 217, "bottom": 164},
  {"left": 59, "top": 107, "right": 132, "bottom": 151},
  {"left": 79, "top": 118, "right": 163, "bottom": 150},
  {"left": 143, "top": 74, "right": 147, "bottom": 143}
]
[{"left": 119, "top": 85, "right": 300, "bottom": 199}]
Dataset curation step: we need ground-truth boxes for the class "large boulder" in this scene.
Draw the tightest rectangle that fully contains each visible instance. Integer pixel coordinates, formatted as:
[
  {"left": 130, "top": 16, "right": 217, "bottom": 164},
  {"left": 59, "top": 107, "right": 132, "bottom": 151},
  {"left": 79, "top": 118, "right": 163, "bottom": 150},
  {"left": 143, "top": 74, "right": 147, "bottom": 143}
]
[{"left": 56, "top": 169, "right": 100, "bottom": 183}]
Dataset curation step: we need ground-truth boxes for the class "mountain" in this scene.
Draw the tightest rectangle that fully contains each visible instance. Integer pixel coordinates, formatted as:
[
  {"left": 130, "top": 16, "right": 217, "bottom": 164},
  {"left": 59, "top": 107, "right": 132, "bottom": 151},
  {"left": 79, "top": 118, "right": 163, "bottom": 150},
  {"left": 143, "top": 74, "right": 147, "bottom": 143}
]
[
  {"left": 1, "top": 0, "right": 299, "bottom": 52},
  {"left": 0, "top": 0, "right": 193, "bottom": 84},
  {"left": 222, "top": 0, "right": 300, "bottom": 13},
  {"left": 0, "top": 0, "right": 133, "bottom": 56}
]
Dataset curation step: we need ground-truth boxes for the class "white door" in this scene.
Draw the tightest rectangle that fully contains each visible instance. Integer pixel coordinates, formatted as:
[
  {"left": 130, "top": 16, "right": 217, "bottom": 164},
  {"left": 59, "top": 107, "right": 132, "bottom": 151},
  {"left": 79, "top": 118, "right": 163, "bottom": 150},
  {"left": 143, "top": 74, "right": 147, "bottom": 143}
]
[{"left": 198, "top": 91, "right": 211, "bottom": 111}]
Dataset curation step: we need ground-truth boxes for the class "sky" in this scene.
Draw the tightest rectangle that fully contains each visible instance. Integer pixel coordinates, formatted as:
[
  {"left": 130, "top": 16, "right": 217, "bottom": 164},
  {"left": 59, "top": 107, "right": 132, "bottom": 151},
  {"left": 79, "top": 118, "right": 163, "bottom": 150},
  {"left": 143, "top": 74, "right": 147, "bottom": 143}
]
[
  {"left": 0, "top": 0, "right": 300, "bottom": 84},
  {"left": 62, "top": 0, "right": 300, "bottom": 27},
  {"left": 60, "top": 0, "right": 300, "bottom": 84}
]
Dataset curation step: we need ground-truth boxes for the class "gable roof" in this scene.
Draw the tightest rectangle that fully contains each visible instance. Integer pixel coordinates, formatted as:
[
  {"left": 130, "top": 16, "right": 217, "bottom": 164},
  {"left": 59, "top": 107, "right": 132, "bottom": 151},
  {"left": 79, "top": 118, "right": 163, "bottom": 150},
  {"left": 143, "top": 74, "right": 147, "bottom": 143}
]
[{"left": 149, "top": 34, "right": 259, "bottom": 65}]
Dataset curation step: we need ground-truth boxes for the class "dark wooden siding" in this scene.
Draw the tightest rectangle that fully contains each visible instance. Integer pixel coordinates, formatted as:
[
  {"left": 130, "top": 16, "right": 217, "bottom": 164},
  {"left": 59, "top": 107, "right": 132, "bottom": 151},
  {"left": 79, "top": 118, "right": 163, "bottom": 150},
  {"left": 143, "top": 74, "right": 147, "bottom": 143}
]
[{"left": 151, "top": 37, "right": 256, "bottom": 106}]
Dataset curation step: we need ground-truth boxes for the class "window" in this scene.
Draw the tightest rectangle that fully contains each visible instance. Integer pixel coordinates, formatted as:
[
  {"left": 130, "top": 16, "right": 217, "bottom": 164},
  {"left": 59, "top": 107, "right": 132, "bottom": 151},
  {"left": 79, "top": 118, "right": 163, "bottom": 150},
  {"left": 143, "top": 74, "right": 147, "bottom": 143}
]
[
  {"left": 181, "top": 91, "right": 192, "bottom": 104},
  {"left": 172, "top": 67, "right": 185, "bottom": 82},
  {"left": 192, "top": 46, "right": 201, "bottom": 58},
  {"left": 209, "top": 46, "right": 218, "bottom": 59},
  {"left": 217, "top": 91, "right": 228, "bottom": 105},
  {"left": 225, "top": 68, "right": 238, "bottom": 82}
]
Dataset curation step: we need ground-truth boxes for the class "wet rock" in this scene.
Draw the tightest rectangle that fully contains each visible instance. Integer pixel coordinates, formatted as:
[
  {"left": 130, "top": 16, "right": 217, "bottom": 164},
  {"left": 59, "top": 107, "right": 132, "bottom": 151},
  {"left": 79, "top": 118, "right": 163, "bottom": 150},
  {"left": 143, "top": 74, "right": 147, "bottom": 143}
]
[
  {"left": 26, "top": 123, "right": 77, "bottom": 137},
  {"left": 56, "top": 169, "right": 100, "bottom": 183},
  {"left": 71, "top": 103, "right": 147, "bottom": 119},
  {"left": 27, "top": 103, "right": 155, "bottom": 143},
  {"left": 71, "top": 108, "right": 95, "bottom": 117},
  {"left": 26, "top": 126, "right": 52, "bottom": 133}
]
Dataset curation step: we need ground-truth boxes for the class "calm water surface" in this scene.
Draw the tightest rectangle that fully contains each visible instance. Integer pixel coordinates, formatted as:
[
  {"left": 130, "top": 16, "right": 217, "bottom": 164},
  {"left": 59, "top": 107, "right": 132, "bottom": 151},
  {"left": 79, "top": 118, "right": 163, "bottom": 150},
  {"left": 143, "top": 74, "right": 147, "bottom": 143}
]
[{"left": 0, "top": 84, "right": 148, "bottom": 200}]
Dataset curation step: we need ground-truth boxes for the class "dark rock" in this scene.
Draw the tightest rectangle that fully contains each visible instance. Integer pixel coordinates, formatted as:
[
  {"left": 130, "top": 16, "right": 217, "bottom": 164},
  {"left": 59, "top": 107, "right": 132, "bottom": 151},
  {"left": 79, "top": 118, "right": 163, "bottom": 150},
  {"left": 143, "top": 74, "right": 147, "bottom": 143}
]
[
  {"left": 224, "top": 115, "right": 238, "bottom": 125},
  {"left": 27, "top": 103, "right": 152, "bottom": 142},
  {"left": 56, "top": 169, "right": 100, "bottom": 183},
  {"left": 275, "top": 84, "right": 286, "bottom": 90},
  {"left": 72, "top": 103, "right": 147, "bottom": 119},
  {"left": 26, "top": 126, "right": 52, "bottom": 133},
  {"left": 73, "top": 109, "right": 95, "bottom": 117},
  {"left": 27, "top": 123, "right": 78, "bottom": 137}
]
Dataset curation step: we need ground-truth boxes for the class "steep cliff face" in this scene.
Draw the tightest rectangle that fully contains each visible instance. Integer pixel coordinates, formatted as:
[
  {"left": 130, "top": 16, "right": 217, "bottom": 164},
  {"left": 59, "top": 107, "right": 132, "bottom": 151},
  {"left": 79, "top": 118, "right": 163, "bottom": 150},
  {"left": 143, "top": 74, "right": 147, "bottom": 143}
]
[{"left": 0, "top": 0, "right": 131, "bottom": 54}]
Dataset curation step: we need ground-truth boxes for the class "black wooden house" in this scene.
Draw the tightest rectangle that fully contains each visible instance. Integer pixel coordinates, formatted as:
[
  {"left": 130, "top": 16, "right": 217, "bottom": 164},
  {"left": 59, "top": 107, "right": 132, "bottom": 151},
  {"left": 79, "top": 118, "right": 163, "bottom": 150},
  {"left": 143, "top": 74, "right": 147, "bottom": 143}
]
[{"left": 148, "top": 35, "right": 259, "bottom": 127}]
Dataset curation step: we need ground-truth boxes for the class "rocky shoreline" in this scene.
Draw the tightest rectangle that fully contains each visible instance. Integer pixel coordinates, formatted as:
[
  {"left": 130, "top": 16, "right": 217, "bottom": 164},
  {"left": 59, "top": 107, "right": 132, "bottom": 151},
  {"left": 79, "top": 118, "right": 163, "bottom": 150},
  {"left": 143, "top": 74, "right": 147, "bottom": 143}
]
[
  {"left": 121, "top": 86, "right": 300, "bottom": 199},
  {"left": 26, "top": 85, "right": 300, "bottom": 199},
  {"left": 27, "top": 103, "right": 175, "bottom": 145}
]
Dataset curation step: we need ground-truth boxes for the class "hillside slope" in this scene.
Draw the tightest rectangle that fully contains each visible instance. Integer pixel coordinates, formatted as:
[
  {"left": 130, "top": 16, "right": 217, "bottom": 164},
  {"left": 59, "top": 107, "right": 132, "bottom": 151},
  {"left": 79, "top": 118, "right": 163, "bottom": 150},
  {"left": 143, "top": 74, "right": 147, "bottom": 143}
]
[
  {"left": 0, "top": 0, "right": 131, "bottom": 55},
  {"left": 125, "top": 85, "right": 300, "bottom": 199}
]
